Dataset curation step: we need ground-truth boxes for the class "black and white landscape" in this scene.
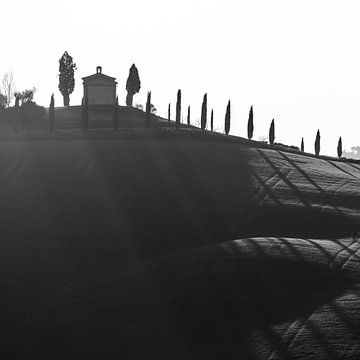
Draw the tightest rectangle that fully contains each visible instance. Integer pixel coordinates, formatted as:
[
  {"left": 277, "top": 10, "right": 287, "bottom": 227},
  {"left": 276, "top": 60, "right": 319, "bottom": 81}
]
[{"left": 1, "top": 1, "right": 360, "bottom": 359}]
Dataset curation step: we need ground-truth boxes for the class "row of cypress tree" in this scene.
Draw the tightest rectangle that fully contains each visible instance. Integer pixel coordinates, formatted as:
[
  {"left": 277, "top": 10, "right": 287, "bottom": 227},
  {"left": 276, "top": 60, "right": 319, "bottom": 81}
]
[
  {"left": 312, "top": 131, "right": 342, "bottom": 158},
  {"left": 47, "top": 91, "right": 344, "bottom": 158},
  {"left": 168, "top": 90, "right": 233, "bottom": 135},
  {"left": 167, "top": 91, "right": 343, "bottom": 158}
]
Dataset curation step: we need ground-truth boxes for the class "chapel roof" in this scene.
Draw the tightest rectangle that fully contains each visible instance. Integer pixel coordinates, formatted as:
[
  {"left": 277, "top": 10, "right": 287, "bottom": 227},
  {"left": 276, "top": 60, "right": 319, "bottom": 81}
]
[{"left": 82, "top": 66, "right": 117, "bottom": 84}]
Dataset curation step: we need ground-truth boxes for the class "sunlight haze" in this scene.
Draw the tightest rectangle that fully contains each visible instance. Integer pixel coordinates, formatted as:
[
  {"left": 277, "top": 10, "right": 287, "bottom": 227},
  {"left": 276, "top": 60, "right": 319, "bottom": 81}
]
[{"left": 2, "top": 0, "right": 360, "bottom": 155}]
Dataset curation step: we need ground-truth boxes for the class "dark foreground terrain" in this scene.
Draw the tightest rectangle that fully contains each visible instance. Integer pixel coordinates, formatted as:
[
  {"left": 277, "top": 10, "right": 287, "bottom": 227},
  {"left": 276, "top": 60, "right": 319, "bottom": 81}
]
[{"left": 0, "top": 129, "right": 359, "bottom": 359}]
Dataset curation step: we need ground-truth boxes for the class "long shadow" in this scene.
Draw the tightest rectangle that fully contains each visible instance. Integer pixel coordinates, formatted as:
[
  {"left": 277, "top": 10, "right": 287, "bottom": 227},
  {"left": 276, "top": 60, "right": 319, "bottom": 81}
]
[
  {"left": 249, "top": 168, "right": 284, "bottom": 207},
  {"left": 256, "top": 149, "right": 312, "bottom": 208},
  {"left": 326, "top": 160, "right": 360, "bottom": 180},
  {"left": 245, "top": 149, "right": 360, "bottom": 238},
  {"left": 278, "top": 151, "right": 360, "bottom": 214},
  {"left": 129, "top": 241, "right": 356, "bottom": 359},
  {"left": 275, "top": 150, "right": 344, "bottom": 214},
  {"left": 346, "top": 162, "right": 360, "bottom": 173}
]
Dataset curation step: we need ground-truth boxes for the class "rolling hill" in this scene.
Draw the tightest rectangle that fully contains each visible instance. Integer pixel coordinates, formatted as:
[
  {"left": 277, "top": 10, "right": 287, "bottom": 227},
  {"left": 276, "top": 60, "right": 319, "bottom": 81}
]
[{"left": 0, "top": 128, "right": 359, "bottom": 359}]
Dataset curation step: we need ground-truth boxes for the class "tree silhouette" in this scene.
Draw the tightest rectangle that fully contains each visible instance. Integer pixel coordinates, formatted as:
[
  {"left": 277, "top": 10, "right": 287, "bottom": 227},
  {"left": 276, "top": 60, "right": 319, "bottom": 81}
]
[
  {"left": 168, "top": 103, "right": 171, "bottom": 126},
  {"left": 150, "top": 104, "right": 157, "bottom": 114},
  {"left": 2, "top": 72, "right": 15, "bottom": 107},
  {"left": 301, "top": 137, "right": 304, "bottom": 152},
  {"left": 210, "top": 109, "right": 214, "bottom": 132},
  {"left": 49, "top": 94, "right": 55, "bottom": 132},
  {"left": 315, "top": 129, "right": 320, "bottom": 156},
  {"left": 337, "top": 136, "right": 342, "bottom": 158},
  {"left": 269, "top": 119, "right": 275, "bottom": 145},
  {"left": 125, "top": 64, "right": 141, "bottom": 107},
  {"left": 0, "top": 93, "right": 6, "bottom": 108},
  {"left": 176, "top": 89, "right": 181, "bottom": 130},
  {"left": 14, "top": 94, "right": 20, "bottom": 132},
  {"left": 145, "top": 91, "right": 151, "bottom": 129},
  {"left": 81, "top": 91, "right": 89, "bottom": 131},
  {"left": 201, "top": 93, "right": 207, "bottom": 131},
  {"left": 225, "top": 100, "right": 231, "bottom": 135},
  {"left": 58, "top": 51, "right": 76, "bottom": 106},
  {"left": 15, "top": 88, "right": 36, "bottom": 106},
  {"left": 113, "top": 96, "right": 119, "bottom": 130},
  {"left": 247, "top": 105, "right": 254, "bottom": 140},
  {"left": 187, "top": 106, "right": 190, "bottom": 126}
]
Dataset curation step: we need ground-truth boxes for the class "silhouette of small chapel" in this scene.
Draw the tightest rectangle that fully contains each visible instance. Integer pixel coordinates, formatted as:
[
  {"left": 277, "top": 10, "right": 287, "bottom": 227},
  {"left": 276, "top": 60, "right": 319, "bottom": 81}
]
[{"left": 82, "top": 66, "right": 117, "bottom": 105}]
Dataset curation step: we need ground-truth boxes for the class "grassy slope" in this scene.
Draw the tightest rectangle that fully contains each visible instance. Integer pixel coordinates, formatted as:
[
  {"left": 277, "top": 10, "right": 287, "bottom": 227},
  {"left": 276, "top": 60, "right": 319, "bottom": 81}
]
[{"left": 0, "top": 129, "right": 359, "bottom": 359}]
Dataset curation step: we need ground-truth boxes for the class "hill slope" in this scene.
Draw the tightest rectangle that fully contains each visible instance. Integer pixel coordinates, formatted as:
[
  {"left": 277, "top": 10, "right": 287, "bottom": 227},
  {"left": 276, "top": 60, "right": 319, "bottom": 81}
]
[{"left": 0, "top": 130, "right": 359, "bottom": 359}]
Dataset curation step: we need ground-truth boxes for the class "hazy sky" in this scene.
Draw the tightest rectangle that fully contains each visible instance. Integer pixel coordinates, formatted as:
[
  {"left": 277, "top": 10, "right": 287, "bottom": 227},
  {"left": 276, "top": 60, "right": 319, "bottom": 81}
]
[{"left": 2, "top": 0, "right": 360, "bottom": 155}]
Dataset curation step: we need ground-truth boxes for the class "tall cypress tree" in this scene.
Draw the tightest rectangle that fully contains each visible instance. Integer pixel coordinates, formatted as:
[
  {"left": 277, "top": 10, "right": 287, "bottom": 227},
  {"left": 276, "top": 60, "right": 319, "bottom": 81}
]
[
  {"left": 247, "top": 105, "right": 254, "bottom": 140},
  {"left": 113, "top": 96, "right": 119, "bottom": 130},
  {"left": 210, "top": 109, "right": 214, "bottom": 132},
  {"left": 14, "top": 94, "right": 20, "bottom": 133},
  {"left": 269, "top": 119, "right": 275, "bottom": 145},
  {"left": 201, "top": 93, "right": 207, "bottom": 131},
  {"left": 49, "top": 94, "right": 55, "bottom": 132},
  {"left": 125, "top": 64, "right": 141, "bottom": 107},
  {"left": 337, "top": 136, "right": 342, "bottom": 158},
  {"left": 187, "top": 106, "right": 190, "bottom": 126},
  {"left": 81, "top": 91, "right": 89, "bottom": 131},
  {"left": 176, "top": 89, "right": 181, "bottom": 130},
  {"left": 58, "top": 51, "right": 77, "bottom": 106},
  {"left": 301, "top": 137, "right": 304, "bottom": 152},
  {"left": 315, "top": 129, "right": 321, "bottom": 156},
  {"left": 168, "top": 103, "right": 171, "bottom": 126},
  {"left": 145, "top": 91, "right": 151, "bottom": 129},
  {"left": 224, "top": 100, "right": 231, "bottom": 135}
]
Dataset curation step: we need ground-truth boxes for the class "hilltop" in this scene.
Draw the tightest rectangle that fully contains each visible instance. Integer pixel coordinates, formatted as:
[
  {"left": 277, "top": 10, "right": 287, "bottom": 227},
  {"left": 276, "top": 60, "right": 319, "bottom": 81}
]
[{"left": 0, "top": 128, "right": 359, "bottom": 359}]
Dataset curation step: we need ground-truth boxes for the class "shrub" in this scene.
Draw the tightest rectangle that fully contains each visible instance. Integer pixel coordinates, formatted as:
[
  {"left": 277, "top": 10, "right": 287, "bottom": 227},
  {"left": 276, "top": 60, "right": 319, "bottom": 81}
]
[{"left": 19, "top": 100, "right": 46, "bottom": 129}]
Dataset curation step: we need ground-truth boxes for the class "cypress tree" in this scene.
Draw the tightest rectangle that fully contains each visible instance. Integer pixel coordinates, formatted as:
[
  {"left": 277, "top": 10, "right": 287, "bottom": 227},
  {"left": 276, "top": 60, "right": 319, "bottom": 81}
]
[
  {"left": 269, "top": 119, "right": 275, "bottom": 145},
  {"left": 81, "top": 91, "right": 89, "bottom": 131},
  {"left": 187, "top": 106, "right": 190, "bottom": 126},
  {"left": 58, "top": 51, "right": 77, "bottom": 106},
  {"left": 168, "top": 103, "right": 171, "bottom": 126},
  {"left": 337, "top": 136, "right": 342, "bottom": 158},
  {"left": 49, "top": 93, "right": 55, "bottom": 132},
  {"left": 210, "top": 109, "right": 214, "bottom": 132},
  {"left": 301, "top": 137, "right": 304, "bottom": 152},
  {"left": 176, "top": 89, "right": 181, "bottom": 130},
  {"left": 145, "top": 91, "right": 151, "bottom": 129},
  {"left": 14, "top": 94, "right": 20, "bottom": 133},
  {"left": 125, "top": 64, "right": 141, "bottom": 107},
  {"left": 247, "top": 105, "right": 254, "bottom": 140},
  {"left": 315, "top": 129, "right": 320, "bottom": 156},
  {"left": 201, "top": 93, "right": 207, "bottom": 131},
  {"left": 113, "top": 96, "right": 119, "bottom": 130},
  {"left": 224, "top": 100, "right": 231, "bottom": 135}
]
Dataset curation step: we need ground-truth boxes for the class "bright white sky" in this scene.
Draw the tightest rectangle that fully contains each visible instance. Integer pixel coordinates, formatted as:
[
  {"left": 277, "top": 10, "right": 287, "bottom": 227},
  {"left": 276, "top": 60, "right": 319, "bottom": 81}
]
[{"left": 2, "top": 0, "right": 360, "bottom": 155}]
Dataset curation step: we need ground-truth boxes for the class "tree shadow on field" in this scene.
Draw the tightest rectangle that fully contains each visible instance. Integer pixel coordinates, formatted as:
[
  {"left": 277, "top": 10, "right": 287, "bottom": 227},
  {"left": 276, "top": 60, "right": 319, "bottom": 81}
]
[
  {"left": 239, "top": 149, "right": 360, "bottom": 239},
  {"left": 131, "top": 238, "right": 356, "bottom": 359}
]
